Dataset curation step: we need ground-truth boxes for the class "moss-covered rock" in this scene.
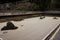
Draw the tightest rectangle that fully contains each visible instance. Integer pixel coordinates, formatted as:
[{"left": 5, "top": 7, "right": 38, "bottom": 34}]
[{"left": 1, "top": 21, "right": 18, "bottom": 31}]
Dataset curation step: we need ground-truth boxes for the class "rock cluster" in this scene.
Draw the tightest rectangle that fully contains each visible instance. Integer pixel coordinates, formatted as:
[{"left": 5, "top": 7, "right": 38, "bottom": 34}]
[{"left": 1, "top": 21, "right": 18, "bottom": 31}]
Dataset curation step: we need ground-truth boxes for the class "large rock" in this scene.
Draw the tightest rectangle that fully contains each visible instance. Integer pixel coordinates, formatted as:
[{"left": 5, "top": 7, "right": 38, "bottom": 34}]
[{"left": 1, "top": 21, "right": 18, "bottom": 31}]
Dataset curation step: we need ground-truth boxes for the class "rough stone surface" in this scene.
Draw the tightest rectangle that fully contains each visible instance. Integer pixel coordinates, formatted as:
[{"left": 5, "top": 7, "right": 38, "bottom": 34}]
[{"left": 53, "top": 30, "right": 60, "bottom": 40}]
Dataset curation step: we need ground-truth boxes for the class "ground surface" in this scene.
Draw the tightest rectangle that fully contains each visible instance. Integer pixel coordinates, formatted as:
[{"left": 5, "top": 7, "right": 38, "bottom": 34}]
[{"left": 0, "top": 16, "right": 60, "bottom": 40}]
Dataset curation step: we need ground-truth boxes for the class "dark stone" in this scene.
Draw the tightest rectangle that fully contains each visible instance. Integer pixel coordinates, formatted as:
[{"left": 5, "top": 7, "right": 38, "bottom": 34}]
[
  {"left": 53, "top": 17, "right": 58, "bottom": 19},
  {"left": 40, "top": 16, "right": 45, "bottom": 19},
  {"left": 1, "top": 21, "right": 18, "bottom": 31}
]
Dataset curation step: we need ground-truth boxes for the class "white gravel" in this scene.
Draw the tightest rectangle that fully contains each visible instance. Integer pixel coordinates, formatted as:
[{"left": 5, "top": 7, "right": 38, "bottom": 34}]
[{"left": 0, "top": 17, "right": 60, "bottom": 40}]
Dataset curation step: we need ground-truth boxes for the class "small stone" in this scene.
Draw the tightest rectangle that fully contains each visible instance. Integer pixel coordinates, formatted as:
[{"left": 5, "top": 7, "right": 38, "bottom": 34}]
[
  {"left": 21, "top": 25, "right": 23, "bottom": 27},
  {"left": 53, "top": 17, "right": 58, "bottom": 19}
]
